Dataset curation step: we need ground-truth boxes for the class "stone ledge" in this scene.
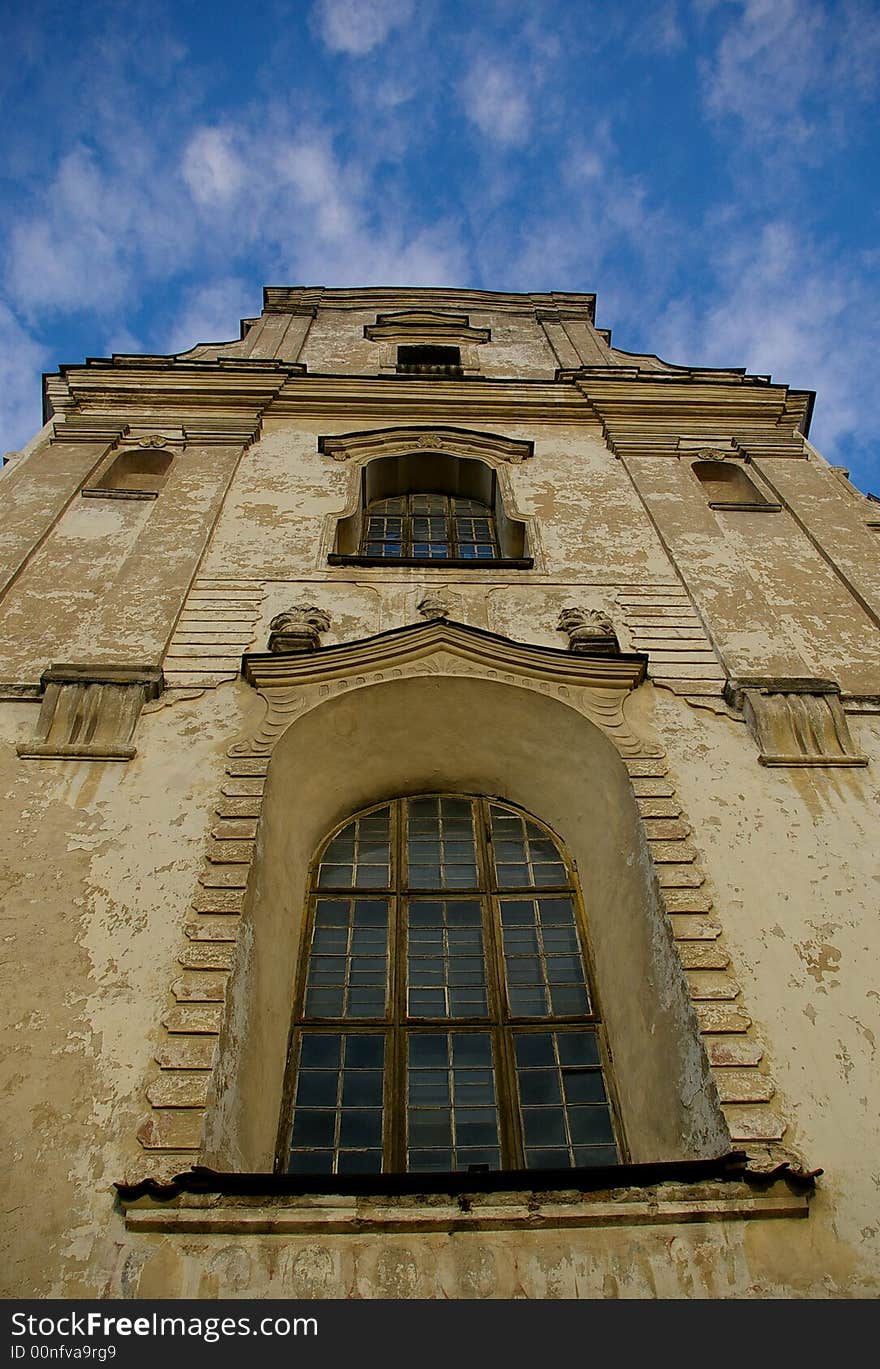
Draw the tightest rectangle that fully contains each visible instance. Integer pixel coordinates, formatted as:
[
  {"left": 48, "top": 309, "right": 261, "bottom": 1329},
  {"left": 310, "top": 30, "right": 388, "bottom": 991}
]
[{"left": 119, "top": 1176, "right": 811, "bottom": 1235}]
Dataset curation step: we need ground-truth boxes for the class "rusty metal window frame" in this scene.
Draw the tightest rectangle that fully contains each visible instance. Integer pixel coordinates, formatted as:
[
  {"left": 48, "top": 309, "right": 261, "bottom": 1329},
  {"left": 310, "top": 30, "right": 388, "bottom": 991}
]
[
  {"left": 277, "top": 796, "right": 625, "bottom": 1178},
  {"left": 359, "top": 493, "right": 499, "bottom": 561}
]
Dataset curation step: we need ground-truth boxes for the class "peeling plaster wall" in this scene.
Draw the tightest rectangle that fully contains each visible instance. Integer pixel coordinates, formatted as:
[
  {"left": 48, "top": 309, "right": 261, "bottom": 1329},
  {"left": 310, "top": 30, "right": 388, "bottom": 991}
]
[
  {"left": 654, "top": 694, "right": 880, "bottom": 1285},
  {"left": 2, "top": 288, "right": 879, "bottom": 1299},
  {"left": 0, "top": 685, "right": 258, "bottom": 1296}
]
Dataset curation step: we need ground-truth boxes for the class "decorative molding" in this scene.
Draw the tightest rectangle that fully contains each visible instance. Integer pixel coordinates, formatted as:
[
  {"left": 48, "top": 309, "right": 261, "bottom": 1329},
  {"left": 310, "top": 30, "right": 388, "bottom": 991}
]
[
  {"left": 726, "top": 678, "right": 868, "bottom": 767},
  {"left": 318, "top": 425, "right": 534, "bottom": 466},
  {"left": 416, "top": 591, "right": 461, "bottom": 621},
  {"left": 557, "top": 605, "right": 620, "bottom": 655},
  {"left": 267, "top": 606, "right": 330, "bottom": 655},
  {"left": 238, "top": 619, "right": 654, "bottom": 760},
  {"left": 363, "top": 311, "right": 490, "bottom": 347},
  {"left": 16, "top": 664, "right": 163, "bottom": 760}
]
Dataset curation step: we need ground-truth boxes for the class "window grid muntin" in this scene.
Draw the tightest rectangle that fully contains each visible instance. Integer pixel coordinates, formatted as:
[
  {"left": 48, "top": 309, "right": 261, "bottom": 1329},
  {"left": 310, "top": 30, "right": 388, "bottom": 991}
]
[
  {"left": 360, "top": 494, "right": 499, "bottom": 561},
  {"left": 284, "top": 796, "right": 620, "bottom": 1174}
]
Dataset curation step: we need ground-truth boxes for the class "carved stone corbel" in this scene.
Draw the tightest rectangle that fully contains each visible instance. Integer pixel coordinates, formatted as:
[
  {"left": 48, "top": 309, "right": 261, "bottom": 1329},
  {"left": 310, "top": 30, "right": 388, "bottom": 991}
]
[
  {"left": 557, "top": 606, "right": 621, "bottom": 656},
  {"left": 17, "top": 664, "right": 164, "bottom": 760},
  {"left": 726, "top": 678, "right": 868, "bottom": 767},
  {"left": 267, "top": 606, "right": 330, "bottom": 655}
]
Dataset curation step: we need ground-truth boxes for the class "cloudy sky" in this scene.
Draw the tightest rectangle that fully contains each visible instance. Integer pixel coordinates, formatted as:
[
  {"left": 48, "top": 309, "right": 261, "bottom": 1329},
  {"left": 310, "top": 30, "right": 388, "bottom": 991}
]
[{"left": 2, "top": 0, "right": 878, "bottom": 491}]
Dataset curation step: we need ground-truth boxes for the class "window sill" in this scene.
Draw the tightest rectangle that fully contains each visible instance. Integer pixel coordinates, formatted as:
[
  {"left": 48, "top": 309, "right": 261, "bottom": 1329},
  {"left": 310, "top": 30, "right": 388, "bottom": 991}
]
[
  {"left": 328, "top": 555, "right": 534, "bottom": 570},
  {"left": 82, "top": 487, "right": 159, "bottom": 501},
  {"left": 707, "top": 501, "right": 782, "bottom": 512},
  {"left": 117, "top": 1155, "right": 814, "bottom": 1234}
]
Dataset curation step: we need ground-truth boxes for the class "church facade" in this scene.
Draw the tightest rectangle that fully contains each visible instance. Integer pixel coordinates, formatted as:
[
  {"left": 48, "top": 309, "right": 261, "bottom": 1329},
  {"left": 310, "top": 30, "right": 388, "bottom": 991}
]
[{"left": 1, "top": 286, "right": 878, "bottom": 1298}]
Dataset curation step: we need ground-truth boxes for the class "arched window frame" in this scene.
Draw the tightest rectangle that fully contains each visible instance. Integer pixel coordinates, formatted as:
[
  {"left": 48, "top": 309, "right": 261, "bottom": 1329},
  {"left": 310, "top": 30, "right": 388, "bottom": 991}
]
[
  {"left": 277, "top": 794, "right": 624, "bottom": 1177},
  {"left": 327, "top": 445, "right": 534, "bottom": 569}
]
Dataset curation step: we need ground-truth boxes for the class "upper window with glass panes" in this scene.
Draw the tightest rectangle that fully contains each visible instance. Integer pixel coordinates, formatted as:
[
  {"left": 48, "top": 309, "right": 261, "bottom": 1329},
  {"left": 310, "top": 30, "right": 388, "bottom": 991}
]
[{"left": 360, "top": 492, "right": 498, "bottom": 561}]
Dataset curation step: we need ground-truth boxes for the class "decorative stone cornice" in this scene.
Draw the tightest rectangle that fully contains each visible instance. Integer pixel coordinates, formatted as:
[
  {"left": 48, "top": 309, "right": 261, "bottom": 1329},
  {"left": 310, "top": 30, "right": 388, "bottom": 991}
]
[
  {"left": 318, "top": 425, "right": 534, "bottom": 465},
  {"left": 364, "top": 311, "right": 490, "bottom": 346},
  {"left": 262, "top": 286, "right": 596, "bottom": 319}
]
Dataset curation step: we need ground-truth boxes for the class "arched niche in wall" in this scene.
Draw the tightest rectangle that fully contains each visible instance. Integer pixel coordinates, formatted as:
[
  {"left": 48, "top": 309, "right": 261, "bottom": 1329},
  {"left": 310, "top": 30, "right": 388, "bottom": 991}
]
[
  {"left": 86, "top": 447, "right": 174, "bottom": 499},
  {"left": 691, "top": 459, "right": 775, "bottom": 511},
  {"left": 204, "top": 673, "right": 728, "bottom": 1174}
]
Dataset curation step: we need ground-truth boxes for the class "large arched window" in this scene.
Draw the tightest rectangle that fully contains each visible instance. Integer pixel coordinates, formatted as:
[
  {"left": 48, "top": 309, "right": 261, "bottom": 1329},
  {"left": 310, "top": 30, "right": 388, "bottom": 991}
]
[{"left": 279, "top": 795, "right": 621, "bottom": 1176}]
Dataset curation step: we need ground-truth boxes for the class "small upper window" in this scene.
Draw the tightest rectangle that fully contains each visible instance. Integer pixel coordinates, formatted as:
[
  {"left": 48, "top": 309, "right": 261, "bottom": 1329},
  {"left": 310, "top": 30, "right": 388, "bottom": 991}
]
[
  {"left": 396, "top": 345, "right": 462, "bottom": 376},
  {"left": 329, "top": 450, "right": 532, "bottom": 568},
  {"left": 362, "top": 493, "right": 498, "bottom": 561}
]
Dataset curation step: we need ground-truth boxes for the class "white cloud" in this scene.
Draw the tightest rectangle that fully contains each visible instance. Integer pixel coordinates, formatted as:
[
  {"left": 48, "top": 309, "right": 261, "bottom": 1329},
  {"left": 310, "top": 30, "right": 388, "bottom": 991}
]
[
  {"left": 312, "top": 0, "right": 413, "bottom": 55},
  {"left": 182, "top": 129, "right": 247, "bottom": 206},
  {"left": 701, "top": 0, "right": 880, "bottom": 146},
  {"left": 165, "top": 278, "right": 254, "bottom": 354},
  {"left": 0, "top": 304, "right": 50, "bottom": 453},
  {"left": 460, "top": 59, "right": 532, "bottom": 146},
  {"left": 649, "top": 219, "right": 880, "bottom": 473}
]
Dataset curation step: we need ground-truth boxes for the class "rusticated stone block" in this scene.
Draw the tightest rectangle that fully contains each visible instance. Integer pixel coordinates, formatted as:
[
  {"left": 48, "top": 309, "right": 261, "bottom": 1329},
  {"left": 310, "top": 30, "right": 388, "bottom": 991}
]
[
  {"left": 704, "top": 1037, "right": 764, "bottom": 1067},
  {"left": 694, "top": 1003, "right": 752, "bottom": 1033},
  {"left": 137, "top": 1110, "right": 204, "bottom": 1151},
  {"left": 206, "top": 839, "right": 255, "bottom": 864},
  {"left": 155, "top": 1036, "right": 218, "bottom": 1070},
  {"left": 661, "top": 888, "right": 714, "bottom": 913},
  {"left": 647, "top": 841, "right": 697, "bottom": 863},
  {"left": 686, "top": 972, "right": 740, "bottom": 1001},
  {"left": 624, "top": 758, "right": 670, "bottom": 777},
  {"left": 162, "top": 1005, "right": 224, "bottom": 1034},
  {"left": 212, "top": 820, "right": 258, "bottom": 840},
  {"left": 185, "top": 916, "right": 240, "bottom": 940},
  {"left": 172, "top": 973, "right": 228, "bottom": 1003},
  {"left": 657, "top": 866, "right": 704, "bottom": 888},
  {"left": 676, "top": 942, "right": 730, "bottom": 969},
  {"left": 147, "top": 1074, "right": 211, "bottom": 1108},
  {"left": 199, "top": 866, "right": 249, "bottom": 889},
  {"left": 215, "top": 798, "right": 263, "bottom": 819},
  {"left": 178, "top": 944, "right": 236, "bottom": 971},
  {"left": 631, "top": 778, "right": 675, "bottom": 797},
  {"left": 221, "top": 778, "right": 265, "bottom": 797},
  {"left": 636, "top": 798, "right": 682, "bottom": 818},
  {"left": 225, "top": 758, "right": 270, "bottom": 777},
  {"left": 713, "top": 1070, "right": 775, "bottom": 1103},
  {"left": 191, "top": 889, "right": 245, "bottom": 914},
  {"left": 722, "top": 1104, "right": 786, "bottom": 1142},
  {"left": 668, "top": 914, "right": 721, "bottom": 939},
  {"left": 642, "top": 819, "right": 690, "bottom": 840}
]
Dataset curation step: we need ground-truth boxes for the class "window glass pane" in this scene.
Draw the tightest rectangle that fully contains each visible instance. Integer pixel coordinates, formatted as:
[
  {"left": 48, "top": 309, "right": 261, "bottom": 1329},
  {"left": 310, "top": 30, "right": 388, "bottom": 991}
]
[
  {"left": 304, "top": 898, "right": 389, "bottom": 1019},
  {"left": 489, "top": 805, "right": 568, "bottom": 888},
  {"left": 287, "top": 1033, "right": 386, "bottom": 1174},
  {"left": 406, "top": 797, "right": 478, "bottom": 889},
  {"left": 317, "top": 807, "right": 391, "bottom": 888},
  {"left": 406, "top": 899, "right": 489, "bottom": 1019},
  {"left": 406, "top": 1031, "right": 501, "bottom": 1172},
  {"left": 513, "top": 1030, "right": 617, "bottom": 1170},
  {"left": 500, "top": 896, "right": 589, "bottom": 1019},
  {"left": 288, "top": 796, "right": 617, "bottom": 1177}
]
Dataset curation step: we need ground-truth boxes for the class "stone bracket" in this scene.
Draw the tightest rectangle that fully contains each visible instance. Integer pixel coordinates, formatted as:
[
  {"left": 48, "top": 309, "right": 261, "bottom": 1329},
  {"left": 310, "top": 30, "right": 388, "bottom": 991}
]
[
  {"left": 17, "top": 663, "right": 164, "bottom": 761},
  {"left": 726, "top": 677, "right": 868, "bottom": 767}
]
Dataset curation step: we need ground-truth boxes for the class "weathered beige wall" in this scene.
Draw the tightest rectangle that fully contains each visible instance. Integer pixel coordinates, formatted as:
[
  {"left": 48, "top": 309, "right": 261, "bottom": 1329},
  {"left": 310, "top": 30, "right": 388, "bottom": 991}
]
[{"left": 2, "top": 288, "right": 878, "bottom": 1299}]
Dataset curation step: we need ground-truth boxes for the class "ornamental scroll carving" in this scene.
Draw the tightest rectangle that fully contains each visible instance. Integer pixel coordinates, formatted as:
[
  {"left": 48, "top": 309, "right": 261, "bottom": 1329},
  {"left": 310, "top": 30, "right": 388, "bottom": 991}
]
[{"left": 235, "top": 620, "right": 660, "bottom": 761}]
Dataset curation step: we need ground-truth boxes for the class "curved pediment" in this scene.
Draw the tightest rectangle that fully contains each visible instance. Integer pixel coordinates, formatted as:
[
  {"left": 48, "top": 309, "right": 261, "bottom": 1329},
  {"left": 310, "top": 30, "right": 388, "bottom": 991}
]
[
  {"left": 318, "top": 424, "right": 534, "bottom": 464},
  {"left": 239, "top": 618, "right": 656, "bottom": 759}
]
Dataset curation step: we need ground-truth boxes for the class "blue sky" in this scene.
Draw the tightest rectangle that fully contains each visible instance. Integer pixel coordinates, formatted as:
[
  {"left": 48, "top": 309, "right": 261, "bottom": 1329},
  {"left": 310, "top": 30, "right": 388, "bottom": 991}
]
[{"left": 2, "top": 0, "right": 878, "bottom": 492}]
